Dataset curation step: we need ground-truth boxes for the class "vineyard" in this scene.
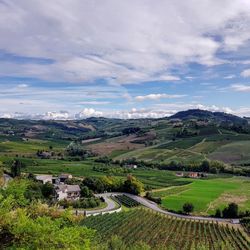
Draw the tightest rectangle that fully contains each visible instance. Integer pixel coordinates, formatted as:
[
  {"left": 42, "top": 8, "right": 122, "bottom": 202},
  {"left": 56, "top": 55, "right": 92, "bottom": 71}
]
[
  {"left": 114, "top": 195, "right": 140, "bottom": 207},
  {"left": 82, "top": 209, "right": 250, "bottom": 250}
]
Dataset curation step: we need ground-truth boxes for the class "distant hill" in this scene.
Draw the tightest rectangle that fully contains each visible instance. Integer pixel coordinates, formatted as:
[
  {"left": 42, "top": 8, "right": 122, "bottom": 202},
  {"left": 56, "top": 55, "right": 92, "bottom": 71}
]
[{"left": 169, "top": 109, "right": 248, "bottom": 126}]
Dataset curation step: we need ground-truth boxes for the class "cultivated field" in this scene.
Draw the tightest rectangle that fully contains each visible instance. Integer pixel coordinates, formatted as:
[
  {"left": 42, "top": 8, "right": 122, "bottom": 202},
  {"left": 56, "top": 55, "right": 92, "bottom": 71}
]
[
  {"left": 82, "top": 208, "right": 250, "bottom": 250},
  {"left": 209, "top": 141, "right": 250, "bottom": 164}
]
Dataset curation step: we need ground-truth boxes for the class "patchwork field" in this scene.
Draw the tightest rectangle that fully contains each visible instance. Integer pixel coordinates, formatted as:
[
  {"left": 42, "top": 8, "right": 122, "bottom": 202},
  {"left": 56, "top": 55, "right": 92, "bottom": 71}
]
[
  {"left": 155, "top": 177, "right": 250, "bottom": 215},
  {"left": 86, "top": 135, "right": 144, "bottom": 156},
  {"left": 114, "top": 134, "right": 250, "bottom": 166}
]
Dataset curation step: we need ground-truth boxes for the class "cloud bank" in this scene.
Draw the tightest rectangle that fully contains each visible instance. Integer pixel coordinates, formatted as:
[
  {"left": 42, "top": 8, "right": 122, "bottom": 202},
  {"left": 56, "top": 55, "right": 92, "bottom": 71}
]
[{"left": 1, "top": 0, "right": 250, "bottom": 84}]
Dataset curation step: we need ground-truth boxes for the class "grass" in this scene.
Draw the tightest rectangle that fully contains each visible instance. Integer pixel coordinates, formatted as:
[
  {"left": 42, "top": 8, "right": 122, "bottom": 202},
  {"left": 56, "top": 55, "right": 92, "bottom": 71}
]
[
  {"left": 152, "top": 184, "right": 191, "bottom": 197},
  {"left": 207, "top": 177, "right": 250, "bottom": 213},
  {"left": 160, "top": 177, "right": 250, "bottom": 215}
]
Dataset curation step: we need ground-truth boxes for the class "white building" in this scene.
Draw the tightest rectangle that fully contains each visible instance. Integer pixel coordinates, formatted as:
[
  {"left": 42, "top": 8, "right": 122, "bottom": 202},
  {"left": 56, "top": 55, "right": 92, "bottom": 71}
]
[
  {"left": 35, "top": 175, "right": 53, "bottom": 184},
  {"left": 55, "top": 184, "right": 81, "bottom": 200}
]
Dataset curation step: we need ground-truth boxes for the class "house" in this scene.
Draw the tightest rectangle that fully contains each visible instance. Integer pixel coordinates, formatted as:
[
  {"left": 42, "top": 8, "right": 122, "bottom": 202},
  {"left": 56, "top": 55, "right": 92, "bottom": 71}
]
[
  {"left": 59, "top": 173, "right": 73, "bottom": 183},
  {"left": 176, "top": 172, "right": 184, "bottom": 177},
  {"left": 35, "top": 175, "right": 53, "bottom": 184},
  {"left": 55, "top": 184, "right": 81, "bottom": 200},
  {"left": 188, "top": 172, "right": 199, "bottom": 178},
  {"left": 125, "top": 164, "right": 137, "bottom": 169}
]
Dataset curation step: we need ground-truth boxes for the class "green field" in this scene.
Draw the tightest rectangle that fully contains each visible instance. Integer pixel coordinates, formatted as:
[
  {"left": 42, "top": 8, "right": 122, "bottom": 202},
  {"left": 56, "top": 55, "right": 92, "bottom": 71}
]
[
  {"left": 0, "top": 138, "right": 67, "bottom": 155},
  {"left": 5, "top": 157, "right": 190, "bottom": 189},
  {"left": 82, "top": 208, "right": 250, "bottom": 250},
  {"left": 159, "top": 177, "right": 250, "bottom": 215}
]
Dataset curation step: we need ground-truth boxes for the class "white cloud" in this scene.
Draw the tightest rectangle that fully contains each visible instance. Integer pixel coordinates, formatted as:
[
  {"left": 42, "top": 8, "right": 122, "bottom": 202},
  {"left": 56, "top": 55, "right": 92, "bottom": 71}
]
[
  {"left": 75, "top": 108, "right": 103, "bottom": 119},
  {"left": 230, "top": 84, "right": 250, "bottom": 92},
  {"left": 78, "top": 101, "right": 110, "bottom": 105},
  {"left": 3, "top": 103, "right": 250, "bottom": 119},
  {"left": 17, "top": 83, "right": 28, "bottom": 88},
  {"left": 135, "top": 93, "right": 185, "bottom": 101},
  {"left": 241, "top": 69, "right": 250, "bottom": 77},
  {"left": 224, "top": 75, "right": 236, "bottom": 79},
  {"left": 1, "top": 1, "right": 250, "bottom": 84},
  {"left": 42, "top": 111, "right": 70, "bottom": 120}
]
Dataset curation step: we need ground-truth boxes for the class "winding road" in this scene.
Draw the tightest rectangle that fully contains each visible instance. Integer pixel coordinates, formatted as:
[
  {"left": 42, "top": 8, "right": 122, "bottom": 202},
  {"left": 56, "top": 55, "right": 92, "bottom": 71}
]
[{"left": 85, "top": 192, "right": 239, "bottom": 224}]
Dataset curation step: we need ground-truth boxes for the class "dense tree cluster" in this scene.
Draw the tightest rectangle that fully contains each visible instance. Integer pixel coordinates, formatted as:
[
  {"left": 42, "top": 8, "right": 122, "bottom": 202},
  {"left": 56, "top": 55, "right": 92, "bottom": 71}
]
[
  {"left": 213, "top": 203, "right": 250, "bottom": 219},
  {"left": 0, "top": 180, "right": 94, "bottom": 249},
  {"left": 82, "top": 175, "right": 144, "bottom": 195},
  {"left": 66, "top": 142, "right": 94, "bottom": 158},
  {"left": 114, "top": 157, "right": 250, "bottom": 177},
  {"left": 122, "top": 127, "right": 141, "bottom": 135}
]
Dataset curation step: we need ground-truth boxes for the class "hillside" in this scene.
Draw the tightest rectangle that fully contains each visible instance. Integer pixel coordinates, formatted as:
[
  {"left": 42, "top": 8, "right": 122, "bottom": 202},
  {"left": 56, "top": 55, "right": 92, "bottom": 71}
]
[
  {"left": 170, "top": 109, "right": 248, "bottom": 126},
  {"left": 1, "top": 109, "right": 250, "bottom": 168}
]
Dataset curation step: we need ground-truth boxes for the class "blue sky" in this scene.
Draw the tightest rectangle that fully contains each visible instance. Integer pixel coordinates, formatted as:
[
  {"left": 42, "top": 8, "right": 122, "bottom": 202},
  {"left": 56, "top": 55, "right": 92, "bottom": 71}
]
[{"left": 1, "top": 0, "right": 250, "bottom": 119}]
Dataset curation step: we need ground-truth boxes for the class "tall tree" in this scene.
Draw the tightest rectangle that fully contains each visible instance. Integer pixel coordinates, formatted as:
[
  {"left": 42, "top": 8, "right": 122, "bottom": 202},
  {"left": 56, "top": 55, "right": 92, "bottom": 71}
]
[{"left": 11, "top": 159, "right": 22, "bottom": 177}]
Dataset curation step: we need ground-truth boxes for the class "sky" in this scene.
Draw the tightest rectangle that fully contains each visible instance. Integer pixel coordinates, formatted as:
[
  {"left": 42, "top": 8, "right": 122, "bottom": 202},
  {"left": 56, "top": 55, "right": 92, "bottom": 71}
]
[{"left": 1, "top": 0, "right": 250, "bottom": 119}]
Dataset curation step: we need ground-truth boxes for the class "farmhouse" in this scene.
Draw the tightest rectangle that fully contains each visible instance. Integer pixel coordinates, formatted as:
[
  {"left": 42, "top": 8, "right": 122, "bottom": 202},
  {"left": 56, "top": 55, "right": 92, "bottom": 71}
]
[
  {"left": 188, "top": 172, "right": 199, "bottom": 178},
  {"left": 35, "top": 174, "right": 53, "bottom": 184},
  {"left": 59, "top": 173, "right": 73, "bottom": 183},
  {"left": 176, "top": 172, "right": 184, "bottom": 177},
  {"left": 55, "top": 184, "right": 81, "bottom": 200}
]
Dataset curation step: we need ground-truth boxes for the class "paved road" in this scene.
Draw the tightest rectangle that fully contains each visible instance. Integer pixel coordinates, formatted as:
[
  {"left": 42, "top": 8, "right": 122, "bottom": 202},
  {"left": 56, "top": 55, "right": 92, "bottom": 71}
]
[
  {"left": 96, "top": 192, "right": 239, "bottom": 224},
  {"left": 78, "top": 193, "right": 119, "bottom": 216}
]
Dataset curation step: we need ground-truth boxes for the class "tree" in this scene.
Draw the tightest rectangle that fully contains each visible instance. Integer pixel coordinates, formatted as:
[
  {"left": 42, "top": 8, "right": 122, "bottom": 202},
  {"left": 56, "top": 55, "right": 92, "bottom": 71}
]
[
  {"left": 123, "top": 175, "right": 144, "bottom": 195},
  {"left": 11, "top": 159, "right": 23, "bottom": 177},
  {"left": 214, "top": 208, "right": 222, "bottom": 218},
  {"left": 41, "top": 182, "right": 54, "bottom": 199},
  {"left": 200, "top": 160, "right": 210, "bottom": 172},
  {"left": 25, "top": 182, "right": 43, "bottom": 201},
  {"left": 183, "top": 202, "right": 194, "bottom": 214},
  {"left": 80, "top": 185, "right": 91, "bottom": 198},
  {"left": 222, "top": 203, "right": 238, "bottom": 218},
  {"left": 82, "top": 177, "right": 105, "bottom": 193}
]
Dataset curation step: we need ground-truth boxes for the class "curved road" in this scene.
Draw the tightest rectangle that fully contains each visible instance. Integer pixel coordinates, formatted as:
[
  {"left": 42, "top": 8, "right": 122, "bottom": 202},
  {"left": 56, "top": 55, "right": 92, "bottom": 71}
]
[
  {"left": 79, "top": 193, "right": 120, "bottom": 216},
  {"left": 91, "top": 192, "right": 239, "bottom": 224}
]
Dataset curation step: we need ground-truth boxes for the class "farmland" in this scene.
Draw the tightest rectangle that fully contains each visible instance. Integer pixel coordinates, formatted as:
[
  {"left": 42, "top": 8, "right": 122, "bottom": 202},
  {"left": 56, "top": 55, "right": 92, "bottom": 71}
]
[
  {"left": 114, "top": 194, "right": 140, "bottom": 207},
  {"left": 155, "top": 177, "right": 250, "bottom": 215},
  {"left": 82, "top": 208, "right": 250, "bottom": 249},
  {"left": 10, "top": 157, "right": 191, "bottom": 189},
  {"left": 209, "top": 141, "right": 250, "bottom": 164}
]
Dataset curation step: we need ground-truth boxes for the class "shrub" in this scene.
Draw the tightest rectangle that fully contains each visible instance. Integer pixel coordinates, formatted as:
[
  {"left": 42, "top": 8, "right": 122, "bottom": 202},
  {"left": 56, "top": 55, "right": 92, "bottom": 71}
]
[{"left": 183, "top": 202, "right": 194, "bottom": 214}]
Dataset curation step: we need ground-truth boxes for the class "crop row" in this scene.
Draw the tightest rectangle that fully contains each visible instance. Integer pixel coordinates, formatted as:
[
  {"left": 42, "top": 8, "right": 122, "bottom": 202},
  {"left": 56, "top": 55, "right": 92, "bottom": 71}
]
[
  {"left": 81, "top": 208, "right": 250, "bottom": 250},
  {"left": 113, "top": 195, "right": 140, "bottom": 207}
]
